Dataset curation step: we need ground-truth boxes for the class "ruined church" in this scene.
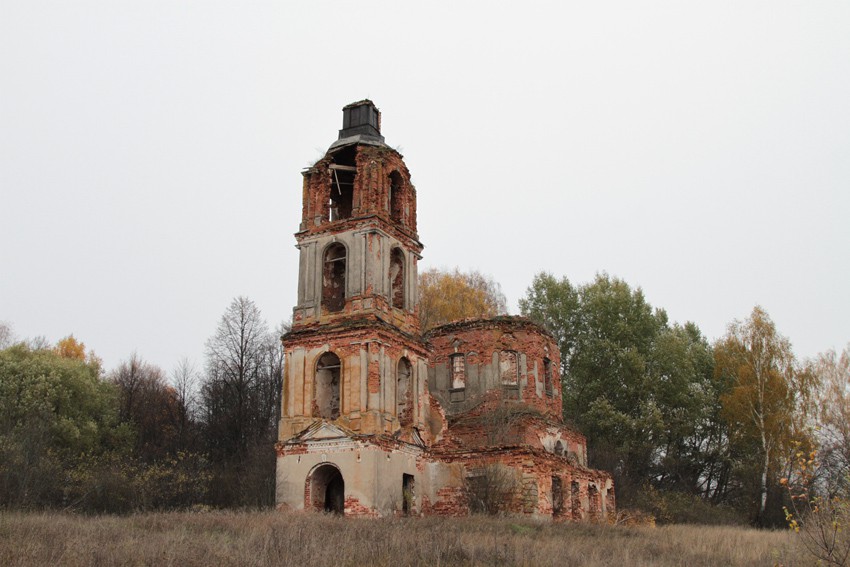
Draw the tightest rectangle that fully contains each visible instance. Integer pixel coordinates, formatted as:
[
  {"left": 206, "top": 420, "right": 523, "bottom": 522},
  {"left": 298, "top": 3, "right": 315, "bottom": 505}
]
[{"left": 275, "top": 101, "right": 614, "bottom": 519}]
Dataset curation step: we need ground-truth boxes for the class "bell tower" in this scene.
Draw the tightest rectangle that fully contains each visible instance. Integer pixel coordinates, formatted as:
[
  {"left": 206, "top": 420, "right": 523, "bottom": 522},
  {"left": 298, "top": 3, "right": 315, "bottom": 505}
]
[{"left": 279, "top": 100, "right": 431, "bottom": 440}]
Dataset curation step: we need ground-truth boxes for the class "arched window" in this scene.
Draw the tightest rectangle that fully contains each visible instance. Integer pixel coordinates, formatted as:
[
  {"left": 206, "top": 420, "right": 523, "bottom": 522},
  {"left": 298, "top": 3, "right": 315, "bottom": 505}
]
[
  {"left": 314, "top": 352, "right": 341, "bottom": 420},
  {"left": 543, "top": 357, "right": 553, "bottom": 397},
  {"left": 328, "top": 147, "right": 356, "bottom": 221},
  {"left": 499, "top": 351, "right": 519, "bottom": 385},
  {"left": 389, "top": 171, "right": 404, "bottom": 224},
  {"left": 389, "top": 248, "right": 405, "bottom": 310},
  {"left": 450, "top": 353, "right": 466, "bottom": 389},
  {"left": 322, "top": 243, "right": 346, "bottom": 312},
  {"left": 397, "top": 357, "right": 412, "bottom": 426},
  {"left": 571, "top": 481, "right": 581, "bottom": 520}
]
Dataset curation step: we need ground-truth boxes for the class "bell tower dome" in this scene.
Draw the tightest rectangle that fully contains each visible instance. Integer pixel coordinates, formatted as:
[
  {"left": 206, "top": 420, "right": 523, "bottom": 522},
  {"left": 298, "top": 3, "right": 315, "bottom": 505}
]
[{"left": 280, "top": 101, "right": 430, "bottom": 439}]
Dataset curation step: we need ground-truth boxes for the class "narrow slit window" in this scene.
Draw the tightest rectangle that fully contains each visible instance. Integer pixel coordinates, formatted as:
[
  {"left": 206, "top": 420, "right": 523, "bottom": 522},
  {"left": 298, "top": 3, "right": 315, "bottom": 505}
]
[
  {"left": 552, "top": 477, "right": 564, "bottom": 516},
  {"left": 322, "top": 243, "right": 346, "bottom": 312},
  {"left": 389, "top": 171, "right": 404, "bottom": 223},
  {"left": 390, "top": 248, "right": 405, "bottom": 310},
  {"left": 450, "top": 354, "right": 466, "bottom": 389},
  {"left": 397, "top": 357, "right": 412, "bottom": 427},
  {"left": 544, "top": 358, "right": 553, "bottom": 397}
]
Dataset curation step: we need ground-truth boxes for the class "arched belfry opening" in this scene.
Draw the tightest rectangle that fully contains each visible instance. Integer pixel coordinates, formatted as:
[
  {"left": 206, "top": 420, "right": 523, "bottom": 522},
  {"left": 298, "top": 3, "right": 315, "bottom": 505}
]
[
  {"left": 390, "top": 248, "right": 405, "bottom": 310},
  {"left": 314, "top": 352, "right": 341, "bottom": 420},
  {"left": 307, "top": 464, "right": 345, "bottom": 514},
  {"left": 397, "top": 357, "right": 412, "bottom": 427},
  {"left": 322, "top": 243, "right": 346, "bottom": 313},
  {"left": 389, "top": 171, "right": 405, "bottom": 224},
  {"left": 328, "top": 146, "right": 356, "bottom": 221}
]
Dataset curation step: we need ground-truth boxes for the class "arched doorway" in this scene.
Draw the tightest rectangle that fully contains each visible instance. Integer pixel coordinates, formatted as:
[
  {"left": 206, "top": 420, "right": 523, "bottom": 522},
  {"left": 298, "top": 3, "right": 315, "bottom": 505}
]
[{"left": 307, "top": 464, "right": 345, "bottom": 514}]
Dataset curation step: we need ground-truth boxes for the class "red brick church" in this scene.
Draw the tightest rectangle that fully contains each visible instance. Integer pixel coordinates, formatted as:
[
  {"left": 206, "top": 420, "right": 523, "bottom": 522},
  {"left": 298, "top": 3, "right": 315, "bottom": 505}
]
[{"left": 275, "top": 100, "right": 614, "bottom": 519}]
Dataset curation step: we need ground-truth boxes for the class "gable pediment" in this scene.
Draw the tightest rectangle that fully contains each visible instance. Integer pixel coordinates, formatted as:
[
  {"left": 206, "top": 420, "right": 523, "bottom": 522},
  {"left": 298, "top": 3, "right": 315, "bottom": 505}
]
[{"left": 292, "top": 421, "right": 356, "bottom": 442}]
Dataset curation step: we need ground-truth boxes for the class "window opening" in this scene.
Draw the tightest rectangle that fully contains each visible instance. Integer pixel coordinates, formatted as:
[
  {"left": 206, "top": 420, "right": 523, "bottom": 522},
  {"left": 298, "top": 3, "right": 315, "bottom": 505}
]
[
  {"left": 389, "top": 171, "right": 404, "bottom": 223},
  {"left": 328, "top": 147, "right": 356, "bottom": 221},
  {"left": 552, "top": 477, "right": 564, "bottom": 516},
  {"left": 588, "top": 484, "right": 600, "bottom": 519},
  {"left": 544, "top": 357, "right": 553, "bottom": 397},
  {"left": 390, "top": 248, "right": 405, "bottom": 309},
  {"left": 314, "top": 352, "right": 341, "bottom": 420},
  {"left": 499, "top": 351, "right": 519, "bottom": 385},
  {"left": 571, "top": 481, "right": 581, "bottom": 520},
  {"left": 322, "top": 243, "right": 346, "bottom": 312},
  {"left": 402, "top": 474, "right": 415, "bottom": 515},
  {"left": 450, "top": 354, "right": 466, "bottom": 389},
  {"left": 554, "top": 440, "right": 564, "bottom": 456},
  {"left": 397, "top": 357, "right": 412, "bottom": 427}
]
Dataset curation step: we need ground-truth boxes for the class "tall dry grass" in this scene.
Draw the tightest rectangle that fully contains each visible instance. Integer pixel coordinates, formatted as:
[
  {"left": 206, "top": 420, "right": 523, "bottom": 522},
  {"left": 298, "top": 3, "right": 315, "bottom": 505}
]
[{"left": 0, "top": 510, "right": 797, "bottom": 566}]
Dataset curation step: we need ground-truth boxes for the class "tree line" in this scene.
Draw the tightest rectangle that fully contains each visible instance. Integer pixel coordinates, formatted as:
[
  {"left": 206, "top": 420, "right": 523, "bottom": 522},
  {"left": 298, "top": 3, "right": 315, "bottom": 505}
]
[
  {"left": 520, "top": 272, "right": 848, "bottom": 526},
  {"left": 1, "top": 271, "right": 847, "bottom": 526},
  {"left": 0, "top": 297, "right": 282, "bottom": 513}
]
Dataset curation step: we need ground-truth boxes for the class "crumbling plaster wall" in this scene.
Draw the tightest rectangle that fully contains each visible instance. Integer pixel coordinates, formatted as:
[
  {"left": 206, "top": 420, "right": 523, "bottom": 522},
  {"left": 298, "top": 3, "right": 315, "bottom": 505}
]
[
  {"left": 300, "top": 145, "right": 418, "bottom": 236},
  {"left": 292, "top": 229, "right": 419, "bottom": 330},
  {"left": 279, "top": 328, "right": 438, "bottom": 441},
  {"left": 276, "top": 441, "right": 433, "bottom": 517}
]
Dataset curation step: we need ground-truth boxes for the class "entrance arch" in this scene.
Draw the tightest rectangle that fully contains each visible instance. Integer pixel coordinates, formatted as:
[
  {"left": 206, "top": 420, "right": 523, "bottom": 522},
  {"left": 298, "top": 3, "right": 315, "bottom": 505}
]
[{"left": 307, "top": 463, "right": 345, "bottom": 514}]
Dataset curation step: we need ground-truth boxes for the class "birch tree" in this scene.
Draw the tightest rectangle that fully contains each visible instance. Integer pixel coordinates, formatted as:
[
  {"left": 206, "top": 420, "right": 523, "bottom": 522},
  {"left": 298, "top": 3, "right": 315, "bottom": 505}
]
[{"left": 715, "top": 306, "right": 807, "bottom": 525}]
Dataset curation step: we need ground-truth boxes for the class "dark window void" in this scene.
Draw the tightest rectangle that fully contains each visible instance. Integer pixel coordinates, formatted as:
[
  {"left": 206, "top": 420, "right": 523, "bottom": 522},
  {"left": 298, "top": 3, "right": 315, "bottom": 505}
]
[
  {"left": 544, "top": 358, "right": 553, "bottom": 397},
  {"left": 554, "top": 440, "right": 564, "bottom": 456},
  {"left": 397, "top": 357, "right": 412, "bottom": 427},
  {"left": 552, "top": 476, "right": 564, "bottom": 516},
  {"left": 450, "top": 354, "right": 466, "bottom": 389},
  {"left": 389, "top": 248, "right": 405, "bottom": 310},
  {"left": 389, "top": 171, "right": 404, "bottom": 224},
  {"left": 588, "top": 485, "right": 601, "bottom": 518},
  {"left": 500, "top": 351, "right": 518, "bottom": 385},
  {"left": 402, "top": 474, "right": 415, "bottom": 515},
  {"left": 314, "top": 352, "right": 341, "bottom": 420},
  {"left": 308, "top": 464, "right": 344, "bottom": 514},
  {"left": 571, "top": 481, "right": 581, "bottom": 520},
  {"left": 329, "top": 147, "right": 356, "bottom": 221},
  {"left": 322, "top": 243, "right": 346, "bottom": 312},
  {"left": 329, "top": 171, "right": 354, "bottom": 221}
]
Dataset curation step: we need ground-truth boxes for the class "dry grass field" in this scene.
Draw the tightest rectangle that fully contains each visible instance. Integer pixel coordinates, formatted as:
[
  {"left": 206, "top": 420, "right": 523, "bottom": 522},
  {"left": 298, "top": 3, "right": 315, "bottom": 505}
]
[{"left": 0, "top": 510, "right": 801, "bottom": 567}]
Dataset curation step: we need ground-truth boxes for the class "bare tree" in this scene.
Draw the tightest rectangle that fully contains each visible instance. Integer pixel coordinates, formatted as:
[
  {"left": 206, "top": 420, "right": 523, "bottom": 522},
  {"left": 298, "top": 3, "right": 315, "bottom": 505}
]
[
  {"left": 171, "top": 357, "right": 200, "bottom": 452},
  {"left": 199, "top": 297, "right": 282, "bottom": 507},
  {"left": 110, "top": 354, "right": 181, "bottom": 461},
  {"left": 0, "top": 321, "right": 13, "bottom": 349},
  {"left": 817, "top": 345, "right": 850, "bottom": 497},
  {"left": 465, "top": 464, "right": 519, "bottom": 515}
]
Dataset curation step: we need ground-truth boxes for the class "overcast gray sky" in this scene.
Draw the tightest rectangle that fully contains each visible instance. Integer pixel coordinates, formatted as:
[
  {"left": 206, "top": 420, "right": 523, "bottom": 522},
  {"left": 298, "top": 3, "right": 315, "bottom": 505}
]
[{"left": 1, "top": 1, "right": 848, "bottom": 374}]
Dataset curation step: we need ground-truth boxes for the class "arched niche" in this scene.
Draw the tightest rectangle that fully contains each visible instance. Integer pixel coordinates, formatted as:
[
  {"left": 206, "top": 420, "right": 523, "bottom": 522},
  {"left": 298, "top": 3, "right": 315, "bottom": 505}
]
[
  {"left": 397, "top": 357, "right": 412, "bottom": 427},
  {"left": 389, "top": 247, "right": 405, "bottom": 310},
  {"left": 314, "top": 352, "right": 341, "bottom": 420},
  {"left": 322, "top": 243, "right": 347, "bottom": 313},
  {"left": 389, "top": 170, "right": 405, "bottom": 224}
]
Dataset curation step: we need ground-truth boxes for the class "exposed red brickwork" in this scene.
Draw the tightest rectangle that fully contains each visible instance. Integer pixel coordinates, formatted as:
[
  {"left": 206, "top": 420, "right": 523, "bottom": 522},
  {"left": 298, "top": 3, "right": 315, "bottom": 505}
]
[
  {"left": 299, "top": 145, "right": 418, "bottom": 242},
  {"left": 344, "top": 496, "right": 380, "bottom": 517},
  {"left": 427, "top": 317, "right": 563, "bottom": 418},
  {"left": 277, "top": 102, "right": 614, "bottom": 522}
]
